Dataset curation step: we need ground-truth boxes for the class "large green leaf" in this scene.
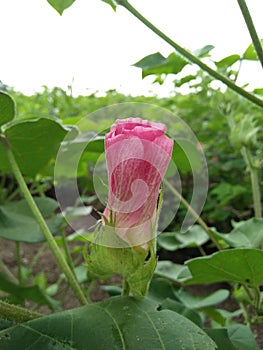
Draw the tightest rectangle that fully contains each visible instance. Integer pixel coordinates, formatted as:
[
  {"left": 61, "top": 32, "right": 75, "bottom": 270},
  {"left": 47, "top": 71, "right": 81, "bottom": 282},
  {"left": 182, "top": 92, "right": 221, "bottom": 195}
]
[
  {"left": 0, "top": 118, "right": 67, "bottom": 176},
  {"left": 243, "top": 39, "right": 263, "bottom": 60},
  {"left": 216, "top": 218, "right": 263, "bottom": 248},
  {"left": 160, "top": 298, "right": 203, "bottom": 328},
  {"left": 0, "top": 197, "right": 62, "bottom": 243},
  {"left": 0, "top": 296, "right": 216, "bottom": 349},
  {"left": 134, "top": 52, "right": 188, "bottom": 78},
  {"left": 186, "top": 249, "right": 263, "bottom": 287},
  {"left": 47, "top": 0, "right": 76, "bottom": 15},
  {"left": 0, "top": 92, "right": 15, "bottom": 127},
  {"left": 0, "top": 273, "right": 60, "bottom": 310}
]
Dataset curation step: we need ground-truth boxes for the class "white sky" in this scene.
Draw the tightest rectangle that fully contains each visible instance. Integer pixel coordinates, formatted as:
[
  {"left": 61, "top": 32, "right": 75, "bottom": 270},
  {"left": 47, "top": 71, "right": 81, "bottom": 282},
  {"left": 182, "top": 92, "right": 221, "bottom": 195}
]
[{"left": 1, "top": 0, "right": 263, "bottom": 96}]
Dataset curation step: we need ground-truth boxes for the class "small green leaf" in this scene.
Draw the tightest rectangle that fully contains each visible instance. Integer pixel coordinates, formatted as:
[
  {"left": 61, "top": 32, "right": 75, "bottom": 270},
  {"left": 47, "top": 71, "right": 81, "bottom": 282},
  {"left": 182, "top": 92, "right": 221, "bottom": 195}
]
[
  {"left": 172, "top": 139, "right": 202, "bottom": 173},
  {"left": 194, "top": 45, "right": 215, "bottom": 58},
  {"left": 47, "top": 0, "right": 76, "bottom": 15},
  {"left": 174, "top": 74, "right": 196, "bottom": 87},
  {"left": 158, "top": 225, "right": 209, "bottom": 251},
  {"left": 216, "top": 218, "right": 263, "bottom": 248},
  {"left": 154, "top": 260, "right": 191, "bottom": 283},
  {"left": 0, "top": 273, "right": 60, "bottom": 310},
  {"left": 0, "top": 197, "right": 62, "bottom": 243},
  {"left": 174, "top": 288, "right": 229, "bottom": 309},
  {"left": 243, "top": 39, "right": 263, "bottom": 60},
  {"left": 147, "top": 278, "right": 178, "bottom": 303},
  {"left": 254, "top": 88, "right": 263, "bottom": 95},
  {"left": 134, "top": 52, "right": 166, "bottom": 70},
  {"left": 0, "top": 297, "right": 217, "bottom": 349},
  {"left": 186, "top": 248, "right": 263, "bottom": 287},
  {"left": 215, "top": 54, "right": 240, "bottom": 68},
  {"left": 205, "top": 329, "right": 236, "bottom": 350},
  {"left": 134, "top": 52, "right": 188, "bottom": 78},
  {"left": 101, "top": 0, "right": 117, "bottom": 11},
  {"left": 0, "top": 92, "right": 15, "bottom": 127}
]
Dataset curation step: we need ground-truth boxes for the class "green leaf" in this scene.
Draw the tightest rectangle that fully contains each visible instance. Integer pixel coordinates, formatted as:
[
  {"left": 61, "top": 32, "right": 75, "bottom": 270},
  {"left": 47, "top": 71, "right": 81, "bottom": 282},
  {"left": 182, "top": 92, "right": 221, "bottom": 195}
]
[
  {"left": 210, "top": 182, "right": 246, "bottom": 206},
  {"left": 158, "top": 225, "right": 209, "bottom": 251},
  {"left": 205, "top": 329, "right": 236, "bottom": 350},
  {"left": 174, "top": 74, "right": 196, "bottom": 87},
  {"left": 194, "top": 45, "right": 215, "bottom": 58},
  {"left": 154, "top": 260, "right": 191, "bottom": 283},
  {"left": 0, "top": 319, "right": 13, "bottom": 332},
  {"left": 174, "top": 288, "right": 229, "bottom": 309},
  {"left": 134, "top": 52, "right": 188, "bottom": 78},
  {"left": 101, "top": 0, "right": 117, "bottom": 11},
  {"left": 216, "top": 218, "right": 263, "bottom": 248},
  {"left": 243, "top": 39, "right": 263, "bottom": 60},
  {"left": 0, "top": 118, "right": 67, "bottom": 176},
  {"left": 172, "top": 139, "right": 202, "bottom": 173},
  {"left": 0, "top": 197, "right": 62, "bottom": 243},
  {"left": 160, "top": 298, "right": 203, "bottom": 328},
  {"left": 186, "top": 248, "right": 263, "bottom": 287},
  {"left": 254, "top": 88, "right": 263, "bottom": 95},
  {"left": 147, "top": 278, "right": 178, "bottom": 303},
  {"left": 47, "top": 0, "right": 76, "bottom": 15},
  {"left": 0, "top": 296, "right": 216, "bottom": 349},
  {"left": 0, "top": 273, "right": 60, "bottom": 310},
  {"left": 215, "top": 54, "right": 240, "bottom": 69},
  {"left": 226, "top": 324, "right": 259, "bottom": 350},
  {"left": 0, "top": 92, "right": 15, "bottom": 127}
]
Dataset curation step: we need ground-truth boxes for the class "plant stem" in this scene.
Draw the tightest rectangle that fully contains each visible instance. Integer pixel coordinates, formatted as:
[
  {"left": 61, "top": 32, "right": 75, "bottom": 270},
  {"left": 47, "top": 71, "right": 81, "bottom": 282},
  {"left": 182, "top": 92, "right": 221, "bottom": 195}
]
[
  {"left": 254, "top": 287, "right": 261, "bottom": 314},
  {"left": 118, "top": 0, "right": 263, "bottom": 109},
  {"left": 163, "top": 179, "right": 222, "bottom": 250},
  {"left": 0, "top": 136, "right": 88, "bottom": 306},
  {"left": 0, "top": 300, "right": 42, "bottom": 323},
  {"left": 60, "top": 226, "right": 76, "bottom": 277},
  {"left": 243, "top": 147, "right": 262, "bottom": 218},
  {"left": 0, "top": 259, "right": 18, "bottom": 284},
  {"left": 29, "top": 243, "right": 47, "bottom": 271},
  {"left": 16, "top": 242, "right": 23, "bottom": 285},
  {"left": 122, "top": 279, "right": 130, "bottom": 296},
  {"left": 237, "top": 0, "right": 263, "bottom": 68}
]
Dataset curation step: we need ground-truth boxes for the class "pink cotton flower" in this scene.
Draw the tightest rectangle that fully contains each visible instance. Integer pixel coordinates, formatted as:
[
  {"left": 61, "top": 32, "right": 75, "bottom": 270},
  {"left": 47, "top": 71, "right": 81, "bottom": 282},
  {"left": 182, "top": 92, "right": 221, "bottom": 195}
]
[{"left": 103, "top": 118, "right": 173, "bottom": 248}]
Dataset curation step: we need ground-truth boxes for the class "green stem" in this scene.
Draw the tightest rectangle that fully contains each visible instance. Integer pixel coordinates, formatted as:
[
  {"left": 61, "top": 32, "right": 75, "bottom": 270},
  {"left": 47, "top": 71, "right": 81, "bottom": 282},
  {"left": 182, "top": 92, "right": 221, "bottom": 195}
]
[
  {"left": 240, "top": 301, "right": 251, "bottom": 326},
  {"left": 254, "top": 287, "right": 261, "bottom": 314},
  {"left": 0, "top": 259, "right": 18, "bottom": 284},
  {"left": 86, "top": 279, "right": 97, "bottom": 303},
  {"left": 237, "top": 0, "right": 263, "bottom": 68},
  {"left": 243, "top": 147, "right": 262, "bottom": 218},
  {"left": 122, "top": 279, "right": 130, "bottom": 296},
  {"left": 164, "top": 179, "right": 222, "bottom": 250},
  {"left": 16, "top": 242, "right": 23, "bottom": 285},
  {"left": 60, "top": 226, "right": 76, "bottom": 276},
  {"left": 117, "top": 0, "right": 263, "bottom": 109},
  {"left": 0, "top": 300, "right": 42, "bottom": 323},
  {"left": 0, "top": 136, "right": 88, "bottom": 306},
  {"left": 29, "top": 243, "right": 47, "bottom": 271}
]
